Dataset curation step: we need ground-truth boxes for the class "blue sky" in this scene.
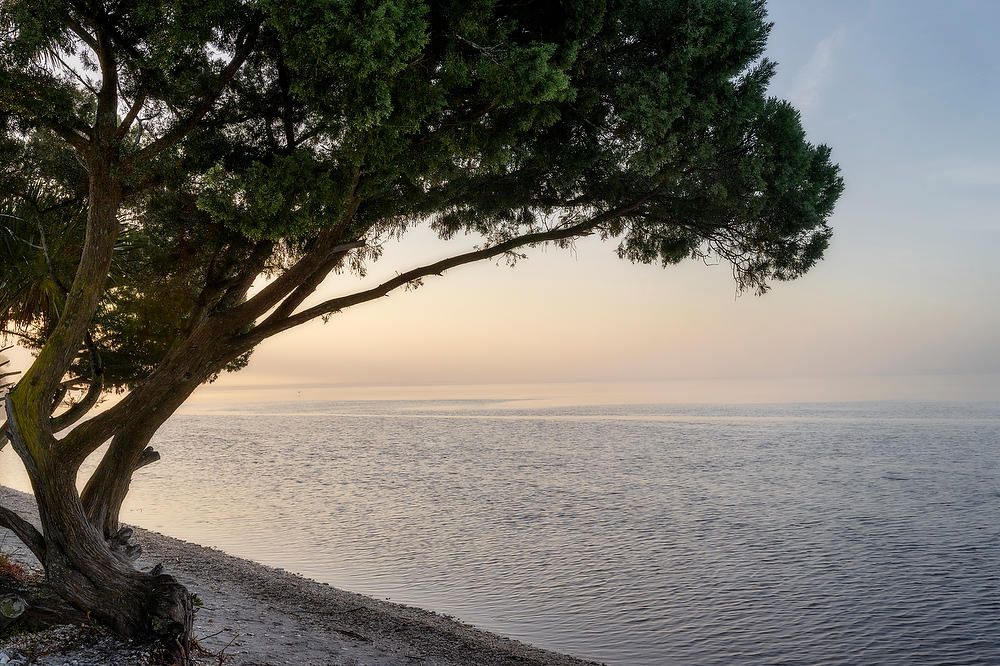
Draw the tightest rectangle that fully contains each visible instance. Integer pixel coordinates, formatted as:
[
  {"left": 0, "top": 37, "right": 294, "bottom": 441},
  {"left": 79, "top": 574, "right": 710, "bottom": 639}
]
[{"left": 764, "top": 0, "right": 1000, "bottom": 378}]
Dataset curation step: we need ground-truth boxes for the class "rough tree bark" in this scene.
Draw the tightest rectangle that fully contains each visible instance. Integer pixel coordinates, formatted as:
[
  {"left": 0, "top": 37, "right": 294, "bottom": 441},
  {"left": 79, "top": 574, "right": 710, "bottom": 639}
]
[
  {"left": 1, "top": 51, "right": 200, "bottom": 655},
  {"left": 81, "top": 429, "right": 160, "bottom": 543},
  {"left": 4, "top": 397, "right": 193, "bottom": 663}
]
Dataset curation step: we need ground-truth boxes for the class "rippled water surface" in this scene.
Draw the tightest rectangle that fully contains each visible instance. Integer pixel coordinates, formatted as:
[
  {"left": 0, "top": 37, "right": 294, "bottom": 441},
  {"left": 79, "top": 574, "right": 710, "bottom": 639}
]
[{"left": 4, "top": 400, "right": 1000, "bottom": 664}]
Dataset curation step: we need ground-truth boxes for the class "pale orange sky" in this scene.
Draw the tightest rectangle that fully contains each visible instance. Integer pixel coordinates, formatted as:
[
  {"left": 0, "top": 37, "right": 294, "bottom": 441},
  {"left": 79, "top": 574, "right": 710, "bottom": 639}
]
[{"left": 190, "top": 223, "right": 999, "bottom": 402}]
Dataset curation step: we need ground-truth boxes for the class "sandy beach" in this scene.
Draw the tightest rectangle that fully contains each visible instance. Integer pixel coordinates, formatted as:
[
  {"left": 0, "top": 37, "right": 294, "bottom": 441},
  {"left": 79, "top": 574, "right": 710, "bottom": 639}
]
[{"left": 0, "top": 486, "right": 600, "bottom": 666}]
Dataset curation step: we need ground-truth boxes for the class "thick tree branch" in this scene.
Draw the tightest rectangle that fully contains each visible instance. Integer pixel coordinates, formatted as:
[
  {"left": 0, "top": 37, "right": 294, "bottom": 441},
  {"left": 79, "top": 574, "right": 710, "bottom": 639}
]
[
  {"left": 186, "top": 243, "right": 260, "bottom": 329},
  {"left": 93, "top": 29, "right": 119, "bottom": 137},
  {"left": 127, "top": 23, "right": 259, "bottom": 167},
  {"left": 210, "top": 241, "right": 276, "bottom": 315},
  {"left": 225, "top": 237, "right": 364, "bottom": 326},
  {"left": 259, "top": 249, "right": 350, "bottom": 329},
  {"left": 115, "top": 85, "right": 147, "bottom": 140},
  {"left": 3, "top": 397, "right": 42, "bottom": 495},
  {"left": 50, "top": 375, "right": 102, "bottom": 433},
  {"left": 65, "top": 14, "right": 99, "bottom": 52},
  {"left": 57, "top": 320, "right": 224, "bottom": 464},
  {"left": 45, "top": 125, "right": 89, "bottom": 152},
  {"left": 35, "top": 221, "right": 106, "bottom": 434},
  {"left": 0, "top": 505, "right": 46, "bottom": 562},
  {"left": 247, "top": 200, "right": 652, "bottom": 342}
]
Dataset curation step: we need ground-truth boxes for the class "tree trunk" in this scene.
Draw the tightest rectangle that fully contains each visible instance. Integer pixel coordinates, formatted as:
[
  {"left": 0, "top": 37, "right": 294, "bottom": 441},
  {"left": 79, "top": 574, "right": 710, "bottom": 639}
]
[
  {"left": 6, "top": 287, "right": 242, "bottom": 663},
  {"left": 4, "top": 399, "right": 194, "bottom": 664},
  {"left": 81, "top": 429, "right": 156, "bottom": 541},
  {"left": 37, "top": 495, "right": 194, "bottom": 664},
  {"left": 1, "top": 58, "right": 206, "bottom": 659},
  {"left": 81, "top": 329, "right": 232, "bottom": 539}
]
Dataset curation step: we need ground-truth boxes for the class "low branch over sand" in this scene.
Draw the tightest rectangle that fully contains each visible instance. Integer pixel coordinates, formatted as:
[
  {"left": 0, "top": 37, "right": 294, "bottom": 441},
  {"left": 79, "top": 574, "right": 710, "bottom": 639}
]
[{"left": 0, "top": 487, "right": 601, "bottom": 666}]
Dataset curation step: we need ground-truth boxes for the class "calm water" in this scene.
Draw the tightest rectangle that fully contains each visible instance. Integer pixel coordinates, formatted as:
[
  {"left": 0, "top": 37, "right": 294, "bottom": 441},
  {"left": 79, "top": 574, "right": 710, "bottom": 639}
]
[{"left": 3, "top": 400, "right": 1000, "bottom": 664}]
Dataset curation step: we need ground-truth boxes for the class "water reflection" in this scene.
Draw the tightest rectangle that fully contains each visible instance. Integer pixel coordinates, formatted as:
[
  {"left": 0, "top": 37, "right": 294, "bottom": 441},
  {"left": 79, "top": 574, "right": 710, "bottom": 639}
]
[{"left": 1, "top": 400, "right": 999, "bottom": 665}]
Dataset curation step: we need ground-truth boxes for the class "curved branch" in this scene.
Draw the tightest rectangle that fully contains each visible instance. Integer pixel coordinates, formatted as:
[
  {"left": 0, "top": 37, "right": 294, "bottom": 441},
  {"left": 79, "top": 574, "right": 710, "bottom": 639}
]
[
  {"left": 229, "top": 238, "right": 365, "bottom": 326},
  {"left": 246, "top": 199, "right": 653, "bottom": 342},
  {"left": 212, "top": 241, "right": 276, "bottom": 313},
  {"left": 259, "top": 249, "right": 351, "bottom": 329},
  {"left": 50, "top": 377, "right": 102, "bottom": 433},
  {"left": 35, "top": 220, "right": 106, "bottom": 433},
  {"left": 50, "top": 125, "right": 90, "bottom": 152},
  {"left": 115, "top": 85, "right": 148, "bottom": 140},
  {"left": 0, "top": 505, "right": 46, "bottom": 563},
  {"left": 126, "top": 21, "right": 259, "bottom": 168},
  {"left": 65, "top": 15, "right": 99, "bottom": 52},
  {"left": 50, "top": 331, "right": 104, "bottom": 432}
]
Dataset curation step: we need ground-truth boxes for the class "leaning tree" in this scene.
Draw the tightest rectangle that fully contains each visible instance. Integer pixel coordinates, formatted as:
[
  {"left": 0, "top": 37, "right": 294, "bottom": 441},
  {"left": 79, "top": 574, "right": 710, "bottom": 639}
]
[{"left": 0, "top": 0, "right": 842, "bottom": 662}]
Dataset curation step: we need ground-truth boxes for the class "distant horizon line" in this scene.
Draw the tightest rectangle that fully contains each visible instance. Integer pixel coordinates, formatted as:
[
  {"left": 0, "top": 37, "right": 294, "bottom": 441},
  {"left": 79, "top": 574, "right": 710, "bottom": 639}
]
[
  {"left": 184, "top": 373, "right": 1000, "bottom": 406},
  {"left": 200, "top": 372, "right": 1000, "bottom": 391}
]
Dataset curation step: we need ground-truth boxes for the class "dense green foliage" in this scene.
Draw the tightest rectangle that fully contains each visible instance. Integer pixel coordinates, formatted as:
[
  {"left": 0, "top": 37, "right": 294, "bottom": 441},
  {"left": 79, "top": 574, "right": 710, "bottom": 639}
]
[{"left": 1, "top": 0, "right": 842, "bottom": 389}]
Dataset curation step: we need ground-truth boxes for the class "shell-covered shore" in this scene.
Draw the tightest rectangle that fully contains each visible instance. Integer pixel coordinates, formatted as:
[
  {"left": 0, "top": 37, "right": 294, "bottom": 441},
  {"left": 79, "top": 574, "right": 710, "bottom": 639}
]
[{"left": 0, "top": 486, "right": 600, "bottom": 666}]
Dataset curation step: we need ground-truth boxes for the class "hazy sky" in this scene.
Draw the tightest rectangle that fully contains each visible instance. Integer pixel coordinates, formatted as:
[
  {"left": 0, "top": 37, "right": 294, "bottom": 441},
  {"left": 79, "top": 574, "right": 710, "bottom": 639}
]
[
  {"left": 196, "top": 0, "right": 999, "bottom": 401},
  {"left": 9, "top": 1, "right": 998, "bottom": 402}
]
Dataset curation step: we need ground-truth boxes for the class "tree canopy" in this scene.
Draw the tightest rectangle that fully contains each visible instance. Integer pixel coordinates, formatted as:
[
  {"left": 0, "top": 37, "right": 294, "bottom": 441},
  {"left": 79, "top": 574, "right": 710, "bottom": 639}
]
[
  {"left": 0, "top": 0, "right": 843, "bottom": 388},
  {"left": 0, "top": 0, "right": 842, "bottom": 660}
]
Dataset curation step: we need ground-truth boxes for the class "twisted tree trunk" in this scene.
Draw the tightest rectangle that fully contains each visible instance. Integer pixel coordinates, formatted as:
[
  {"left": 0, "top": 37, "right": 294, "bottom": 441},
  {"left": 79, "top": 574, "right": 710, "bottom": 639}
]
[
  {"left": 1, "top": 154, "right": 201, "bottom": 660},
  {"left": 82, "top": 429, "right": 159, "bottom": 542},
  {"left": 3, "top": 397, "right": 194, "bottom": 664},
  {"left": 0, "top": 13, "right": 262, "bottom": 662}
]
